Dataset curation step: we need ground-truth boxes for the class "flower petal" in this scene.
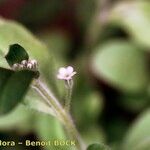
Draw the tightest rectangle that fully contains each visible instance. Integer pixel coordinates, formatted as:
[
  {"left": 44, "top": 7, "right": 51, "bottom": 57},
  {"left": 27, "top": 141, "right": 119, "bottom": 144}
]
[
  {"left": 57, "top": 74, "right": 64, "bottom": 79},
  {"left": 65, "top": 76, "right": 72, "bottom": 80},
  {"left": 59, "top": 67, "right": 66, "bottom": 75},
  {"left": 67, "top": 66, "right": 73, "bottom": 74},
  {"left": 70, "top": 71, "right": 76, "bottom": 77}
]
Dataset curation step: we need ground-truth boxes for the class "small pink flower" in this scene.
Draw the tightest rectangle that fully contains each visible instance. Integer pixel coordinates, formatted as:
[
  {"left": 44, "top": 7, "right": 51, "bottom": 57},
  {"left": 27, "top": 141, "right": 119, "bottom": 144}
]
[{"left": 57, "top": 66, "right": 76, "bottom": 80}]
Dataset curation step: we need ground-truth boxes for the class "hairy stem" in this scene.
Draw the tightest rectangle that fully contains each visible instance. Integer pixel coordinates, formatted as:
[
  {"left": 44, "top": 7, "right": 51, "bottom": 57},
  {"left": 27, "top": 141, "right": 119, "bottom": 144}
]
[
  {"left": 65, "top": 86, "right": 72, "bottom": 112},
  {"left": 65, "top": 80, "right": 73, "bottom": 112},
  {"left": 32, "top": 79, "right": 86, "bottom": 150}
]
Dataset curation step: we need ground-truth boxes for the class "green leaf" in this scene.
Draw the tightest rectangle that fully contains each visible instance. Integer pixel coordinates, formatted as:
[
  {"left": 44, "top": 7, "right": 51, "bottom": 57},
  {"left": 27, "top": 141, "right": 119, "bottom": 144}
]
[
  {"left": 92, "top": 40, "right": 149, "bottom": 94},
  {"left": 110, "top": 1, "right": 150, "bottom": 50},
  {"left": 25, "top": 88, "right": 55, "bottom": 117},
  {"left": 122, "top": 109, "right": 150, "bottom": 150},
  {"left": 39, "top": 31, "right": 71, "bottom": 59},
  {"left": 34, "top": 113, "right": 69, "bottom": 150},
  {"left": 0, "top": 69, "right": 35, "bottom": 114},
  {"left": 0, "top": 105, "right": 34, "bottom": 132},
  {"left": 73, "top": 91, "right": 103, "bottom": 127},
  {"left": 82, "top": 126, "right": 106, "bottom": 146},
  {"left": 87, "top": 143, "right": 110, "bottom": 150},
  {"left": 0, "top": 67, "right": 14, "bottom": 92},
  {"left": 118, "top": 94, "right": 149, "bottom": 112},
  {"left": 0, "top": 18, "right": 59, "bottom": 99},
  {"left": 5, "top": 44, "right": 29, "bottom": 66}
]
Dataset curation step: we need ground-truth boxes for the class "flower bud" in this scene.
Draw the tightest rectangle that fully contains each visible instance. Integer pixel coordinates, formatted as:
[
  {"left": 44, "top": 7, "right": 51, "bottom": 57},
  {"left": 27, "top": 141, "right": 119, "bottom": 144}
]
[
  {"left": 12, "top": 63, "right": 19, "bottom": 70},
  {"left": 21, "top": 60, "right": 28, "bottom": 66},
  {"left": 19, "top": 64, "right": 24, "bottom": 69},
  {"left": 30, "top": 59, "right": 38, "bottom": 69},
  {"left": 27, "top": 62, "right": 33, "bottom": 69}
]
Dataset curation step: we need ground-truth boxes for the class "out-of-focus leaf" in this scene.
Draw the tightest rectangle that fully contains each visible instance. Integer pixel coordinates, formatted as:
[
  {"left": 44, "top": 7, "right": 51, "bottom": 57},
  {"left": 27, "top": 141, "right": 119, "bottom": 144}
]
[
  {"left": 104, "top": 116, "right": 129, "bottom": 144},
  {"left": 0, "top": 18, "right": 58, "bottom": 95},
  {"left": 0, "top": 69, "right": 35, "bottom": 114},
  {"left": 148, "top": 85, "right": 150, "bottom": 97},
  {"left": 25, "top": 89, "right": 55, "bottom": 117},
  {"left": 92, "top": 40, "right": 149, "bottom": 94},
  {"left": 0, "top": 49, "right": 9, "bottom": 69},
  {"left": 118, "top": 94, "right": 149, "bottom": 112},
  {"left": 73, "top": 91, "right": 103, "bottom": 128},
  {"left": 39, "top": 31, "right": 71, "bottom": 59},
  {"left": 72, "top": 56, "right": 103, "bottom": 129},
  {"left": 87, "top": 143, "right": 110, "bottom": 150},
  {"left": 82, "top": 126, "right": 105, "bottom": 146},
  {"left": 5, "top": 44, "right": 29, "bottom": 66},
  {"left": 34, "top": 113, "right": 70, "bottom": 150},
  {"left": 110, "top": 1, "right": 150, "bottom": 50},
  {"left": 0, "top": 18, "right": 61, "bottom": 105},
  {"left": 122, "top": 109, "right": 150, "bottom": 150},
  {"left": 0, "top": 105, "right": 34, "bottom": 132}
]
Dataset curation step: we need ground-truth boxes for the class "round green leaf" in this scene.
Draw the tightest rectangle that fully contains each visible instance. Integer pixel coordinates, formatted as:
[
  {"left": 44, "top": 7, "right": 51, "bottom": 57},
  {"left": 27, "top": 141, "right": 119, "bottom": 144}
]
[
  {"left": 110, "top": 1, "right": 150, "bottom": 50},
  {"left": 92, "top": 40, "right": 149, "bottom": 94},
  {"left": 87, "top": 143, "right": 110, "bottom": 150},
  {"left": 122, "top": 109, "right": 150, "bottom": 150}
]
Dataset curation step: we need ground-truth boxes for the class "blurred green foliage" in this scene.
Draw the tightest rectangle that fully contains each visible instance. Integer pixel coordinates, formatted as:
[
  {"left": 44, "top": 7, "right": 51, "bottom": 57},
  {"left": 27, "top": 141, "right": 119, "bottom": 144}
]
[
  {"left": 0, "top": 0, "right": 149, "bottom": 150},
  {"left": 123, "top": 109, "right": 150, "bottom": 150},
  {"left": 87, "top": 143, "right": 110, "bottom": 150},
  {"left": 92, "top": 40, "right": 149, "bottom": 94}
]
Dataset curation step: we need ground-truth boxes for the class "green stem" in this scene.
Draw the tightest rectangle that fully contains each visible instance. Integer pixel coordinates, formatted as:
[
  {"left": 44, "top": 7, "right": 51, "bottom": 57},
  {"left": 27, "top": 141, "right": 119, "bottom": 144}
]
[
  {"left": 32, "top": 79, "right": 86, "bottom": 150},
  {"left": 65, "top": 80, "right": 73, "bottom": 112}
]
